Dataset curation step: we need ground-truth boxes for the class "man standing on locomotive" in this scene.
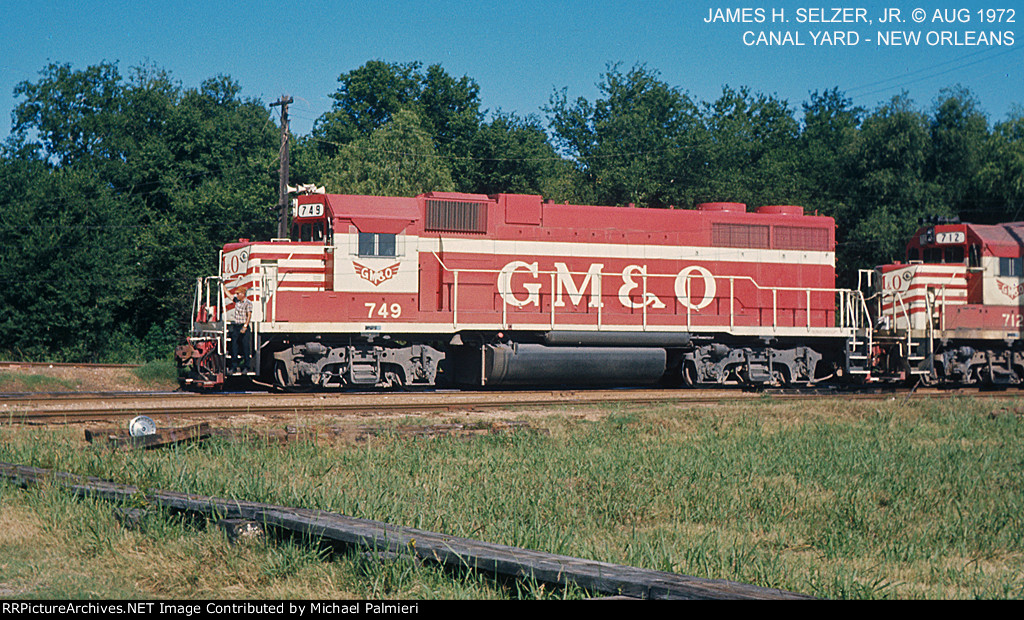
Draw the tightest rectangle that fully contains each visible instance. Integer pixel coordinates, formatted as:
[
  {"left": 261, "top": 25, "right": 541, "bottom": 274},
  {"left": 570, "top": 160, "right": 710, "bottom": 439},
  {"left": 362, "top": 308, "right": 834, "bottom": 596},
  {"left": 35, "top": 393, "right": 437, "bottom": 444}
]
[{"left": 229, "top": 287, "right": 252, "bottom": 373}]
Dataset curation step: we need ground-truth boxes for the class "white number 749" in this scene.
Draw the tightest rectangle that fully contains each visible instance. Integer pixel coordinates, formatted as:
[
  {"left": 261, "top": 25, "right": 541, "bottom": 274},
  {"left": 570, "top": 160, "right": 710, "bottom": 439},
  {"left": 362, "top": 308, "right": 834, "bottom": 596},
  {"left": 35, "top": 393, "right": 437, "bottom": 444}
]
[{"left": 365, "top": 302, "right": 402, "bottom": 319}]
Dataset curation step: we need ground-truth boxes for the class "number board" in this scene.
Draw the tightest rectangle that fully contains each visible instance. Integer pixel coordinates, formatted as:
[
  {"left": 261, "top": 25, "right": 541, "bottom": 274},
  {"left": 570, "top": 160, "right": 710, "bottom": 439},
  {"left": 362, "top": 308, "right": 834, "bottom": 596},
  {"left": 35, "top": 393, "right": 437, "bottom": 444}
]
[
  {"left": 936, "top": 231, "right": 965, "bottom": 245},
  {"left": 297, "top": 203, "right": 324, "bottom": 219}
]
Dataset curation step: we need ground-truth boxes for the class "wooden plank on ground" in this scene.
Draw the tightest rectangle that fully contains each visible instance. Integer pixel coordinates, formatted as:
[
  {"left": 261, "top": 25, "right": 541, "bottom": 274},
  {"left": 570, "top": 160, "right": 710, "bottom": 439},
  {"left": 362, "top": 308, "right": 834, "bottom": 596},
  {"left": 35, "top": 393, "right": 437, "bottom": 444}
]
[
  {"left": 84, "top": 421, "right": 538, "bottom": 447},
  {"left": 85, "top": 423, "right": 212, "bottom": 450},
  {"left": 0, "top": 461, "right": 813, "bottom": 600}
]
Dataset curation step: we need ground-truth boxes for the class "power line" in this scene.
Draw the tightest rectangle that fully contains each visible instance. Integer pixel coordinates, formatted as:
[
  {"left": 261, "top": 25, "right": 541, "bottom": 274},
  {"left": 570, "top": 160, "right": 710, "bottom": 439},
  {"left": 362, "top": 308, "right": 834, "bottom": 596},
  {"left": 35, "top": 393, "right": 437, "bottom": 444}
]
[{"left": 848, "top": 45, "right": 1024, "bottom": 101}]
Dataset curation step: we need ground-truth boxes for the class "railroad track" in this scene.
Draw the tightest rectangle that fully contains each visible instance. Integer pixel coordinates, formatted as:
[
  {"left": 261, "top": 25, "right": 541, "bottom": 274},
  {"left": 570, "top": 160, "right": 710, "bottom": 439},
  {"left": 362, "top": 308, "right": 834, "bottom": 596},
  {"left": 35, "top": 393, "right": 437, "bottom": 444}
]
[
  {"left": 2, "top": 388, "right": 744, "bottom": 423},
  {"left": 1, "top": 385, "right": 1016, "bottom": 424},
  {"left": 1, "top": 360, "right": 141, "bottom": 369}
]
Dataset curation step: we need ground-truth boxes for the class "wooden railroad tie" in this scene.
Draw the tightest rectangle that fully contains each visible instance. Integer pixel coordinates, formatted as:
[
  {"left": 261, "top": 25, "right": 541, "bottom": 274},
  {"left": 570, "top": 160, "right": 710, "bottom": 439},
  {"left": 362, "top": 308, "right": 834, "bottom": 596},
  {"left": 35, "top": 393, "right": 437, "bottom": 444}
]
[
  {"left": 83, "top": 420, "right": 540, "bottom": 449},
  {"left": 84, "top": 422, "right": 212, "bottom": 450},
  {"left": 0, "top": 461, "right": 813, "bottom": 600}
]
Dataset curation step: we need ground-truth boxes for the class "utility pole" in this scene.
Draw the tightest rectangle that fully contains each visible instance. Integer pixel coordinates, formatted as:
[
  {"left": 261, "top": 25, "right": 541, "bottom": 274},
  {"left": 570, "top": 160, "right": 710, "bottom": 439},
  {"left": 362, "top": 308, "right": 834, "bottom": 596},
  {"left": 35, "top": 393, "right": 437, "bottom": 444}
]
[{"left": 270, "top": 95, "right": 294, "bottom": 239}]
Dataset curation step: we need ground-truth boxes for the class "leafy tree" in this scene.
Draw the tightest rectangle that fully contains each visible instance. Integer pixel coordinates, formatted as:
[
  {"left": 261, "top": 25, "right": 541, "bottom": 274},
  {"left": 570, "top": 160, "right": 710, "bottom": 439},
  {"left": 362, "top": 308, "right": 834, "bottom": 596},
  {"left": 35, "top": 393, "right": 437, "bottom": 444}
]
[
  {"left": 701, "top": 86, "right": 802, "bottom": 206},
  {"left": 797, "top": 89, "right": 865, "bottom": 281},
  {"left": 980, "top": 108, "right": 1024, "bottom": 222},
  {"left": 319, "top": 108, "right": 455, "bottom": 196},
  {"left": 417, "top": 63, "right": 483, "bottom": 186},
  {"left": 799, "top": 88, "right": 863, "bottom": 211},
  {"left": 466, "top": 111, "right": 560, "bottom": 196},
  {"left": 928, "top": 86, "right": 991, "bottom": 220},
  {"left": 11, "top": 62, "right": 124, "bottom": 167},
  {"left": 312, "top": 60, "right": 482, "bottom": 181},
  {"left": 314, "top": 60, "right": 425, "bottom": 149},
  {"left": 846, "top": 93, "right": 943, "bottom": 270},
  {"left": 547, "top": 63, "right": 707, "bottom": 208},
  {"left": 0, "top": 152, "right": 144, "bottom": 360},
  {"left": 307, "top": 60, "right": 574, "bottom": 197},
  {"left": 2, "top": 61, "right": 276, "bottom": 361}
]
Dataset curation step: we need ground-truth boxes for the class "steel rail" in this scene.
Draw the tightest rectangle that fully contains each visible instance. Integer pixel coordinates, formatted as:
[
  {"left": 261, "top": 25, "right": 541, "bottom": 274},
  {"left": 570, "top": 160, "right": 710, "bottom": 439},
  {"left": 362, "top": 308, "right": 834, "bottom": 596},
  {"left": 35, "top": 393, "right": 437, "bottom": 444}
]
[
  {"left": 5, "top": 389, "right": 744, "bottom": 423},
  {"left": 1, "top": 385, "right": 1009, "bottom": 424}
]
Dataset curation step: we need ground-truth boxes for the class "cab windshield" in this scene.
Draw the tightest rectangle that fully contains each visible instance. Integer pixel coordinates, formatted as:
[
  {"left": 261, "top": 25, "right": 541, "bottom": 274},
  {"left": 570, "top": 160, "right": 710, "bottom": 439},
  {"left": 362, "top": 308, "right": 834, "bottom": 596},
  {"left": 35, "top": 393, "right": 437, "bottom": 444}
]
[{"left": 291, "top": 219, "right": 329, "bottom": 243}]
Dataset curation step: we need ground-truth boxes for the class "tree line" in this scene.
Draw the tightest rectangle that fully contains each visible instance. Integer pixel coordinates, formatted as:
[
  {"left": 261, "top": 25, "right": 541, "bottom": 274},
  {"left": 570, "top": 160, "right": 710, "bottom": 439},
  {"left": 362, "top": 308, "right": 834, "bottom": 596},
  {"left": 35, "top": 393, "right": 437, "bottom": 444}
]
[{"left": 1, "top": 60, "right": 1021, "bottom": 361}]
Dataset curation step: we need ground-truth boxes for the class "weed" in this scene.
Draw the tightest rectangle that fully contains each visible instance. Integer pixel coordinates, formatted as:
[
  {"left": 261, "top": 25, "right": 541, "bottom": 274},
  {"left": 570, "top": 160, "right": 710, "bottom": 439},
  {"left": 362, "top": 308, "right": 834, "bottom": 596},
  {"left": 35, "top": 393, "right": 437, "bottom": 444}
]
[{"left": 131, "top": 358, "right": 179, "bottom": 385}]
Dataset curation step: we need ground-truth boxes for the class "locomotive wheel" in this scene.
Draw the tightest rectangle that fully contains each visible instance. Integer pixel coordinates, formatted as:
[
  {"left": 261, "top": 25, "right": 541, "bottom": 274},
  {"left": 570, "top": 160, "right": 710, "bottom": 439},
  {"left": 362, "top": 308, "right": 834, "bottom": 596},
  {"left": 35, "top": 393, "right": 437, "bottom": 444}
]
[
  {"left": 273, "top": 361, "right": 317, "bottom": 393},
  {"left": 682, "top": 361, "right": 698, "bottom": 387},
  {"left": 273, "top": 361, "right": 291, "bottom": 391}
]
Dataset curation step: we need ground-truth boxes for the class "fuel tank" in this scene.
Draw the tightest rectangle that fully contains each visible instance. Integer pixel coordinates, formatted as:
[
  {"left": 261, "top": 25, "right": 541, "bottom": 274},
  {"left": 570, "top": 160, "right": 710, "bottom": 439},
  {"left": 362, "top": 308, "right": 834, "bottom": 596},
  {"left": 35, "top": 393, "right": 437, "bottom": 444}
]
[{"left": 450, "top": 343, "right": 667, "bottom": 387}]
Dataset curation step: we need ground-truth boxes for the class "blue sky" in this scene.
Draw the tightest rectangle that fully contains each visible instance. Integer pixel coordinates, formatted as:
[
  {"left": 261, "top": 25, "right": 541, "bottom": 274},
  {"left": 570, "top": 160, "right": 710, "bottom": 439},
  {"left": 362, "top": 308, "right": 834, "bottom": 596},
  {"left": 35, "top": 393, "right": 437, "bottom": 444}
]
[{"left": 1, "top": 0, "right": 1021, "bottom": 140}]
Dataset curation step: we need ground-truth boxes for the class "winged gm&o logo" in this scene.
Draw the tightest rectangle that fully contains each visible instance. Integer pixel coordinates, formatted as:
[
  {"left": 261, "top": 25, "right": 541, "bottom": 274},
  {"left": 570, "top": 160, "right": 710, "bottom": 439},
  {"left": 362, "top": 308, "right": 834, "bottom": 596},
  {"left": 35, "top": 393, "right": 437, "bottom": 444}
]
[
  {"left": 497, "top": 261, "right": 717, "bottom": 310},
  {"left": 997, "top": 279, "right": 1024, "bottom": 301},
  {"left": 354, "top": 262, "right": 401, "bottom": 286}
]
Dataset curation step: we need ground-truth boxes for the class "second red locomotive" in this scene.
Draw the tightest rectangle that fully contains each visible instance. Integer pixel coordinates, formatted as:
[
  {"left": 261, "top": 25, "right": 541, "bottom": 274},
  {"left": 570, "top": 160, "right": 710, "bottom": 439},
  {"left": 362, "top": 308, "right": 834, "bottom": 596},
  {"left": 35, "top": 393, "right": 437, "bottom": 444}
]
[{"left": 871, "top": 218, "right": 1024, "bottom": 385}]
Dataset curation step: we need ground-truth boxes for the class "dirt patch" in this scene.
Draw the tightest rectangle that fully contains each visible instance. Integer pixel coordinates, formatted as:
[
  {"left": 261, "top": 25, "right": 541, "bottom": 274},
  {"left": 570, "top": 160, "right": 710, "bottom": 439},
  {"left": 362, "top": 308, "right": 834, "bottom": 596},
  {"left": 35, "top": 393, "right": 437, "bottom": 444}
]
[{"left": 0, "top": 364, "right": 176, "bottom": 393}]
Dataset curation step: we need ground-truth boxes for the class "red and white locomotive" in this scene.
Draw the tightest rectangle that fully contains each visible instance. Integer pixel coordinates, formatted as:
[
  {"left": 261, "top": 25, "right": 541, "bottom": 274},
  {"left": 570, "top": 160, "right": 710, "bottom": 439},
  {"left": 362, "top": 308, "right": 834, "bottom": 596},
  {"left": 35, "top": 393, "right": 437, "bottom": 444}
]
[
  {"left": 174, "top": 190, "right": 1023, "bottom": 390},
  {"left": 871, "top": 219, "right": 1024, "bottom": 385}
]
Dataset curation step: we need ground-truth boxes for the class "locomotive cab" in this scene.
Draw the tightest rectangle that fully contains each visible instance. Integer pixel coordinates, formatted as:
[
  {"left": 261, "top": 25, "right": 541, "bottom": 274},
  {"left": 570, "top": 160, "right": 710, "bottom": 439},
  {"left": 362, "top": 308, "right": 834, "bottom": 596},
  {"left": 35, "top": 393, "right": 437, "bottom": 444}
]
[
  {"left": 876, "top": 220, "right": 971, "bottom": 333},
  {"left": 290, "top": 202, "right": 331, "bottom": 243}
]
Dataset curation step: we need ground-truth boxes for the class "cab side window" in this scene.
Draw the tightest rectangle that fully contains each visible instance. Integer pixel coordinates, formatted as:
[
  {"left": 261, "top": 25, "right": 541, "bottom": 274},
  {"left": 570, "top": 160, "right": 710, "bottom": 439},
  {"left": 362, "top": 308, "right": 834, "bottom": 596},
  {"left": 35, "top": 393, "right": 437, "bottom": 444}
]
[
  {"left": 358, "top": 232, "right": 398, "bottom": 257},
  {"left": 999, "top": 257, "right": 1023, "bottom": 277}
]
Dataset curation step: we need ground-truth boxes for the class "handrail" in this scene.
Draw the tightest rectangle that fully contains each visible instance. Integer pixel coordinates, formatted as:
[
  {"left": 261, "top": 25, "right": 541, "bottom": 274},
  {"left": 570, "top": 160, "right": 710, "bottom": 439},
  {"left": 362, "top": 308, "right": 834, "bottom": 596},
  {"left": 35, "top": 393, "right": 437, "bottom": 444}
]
[
  {"left": 882, "top": 291, "right": 914, "bottom": 333},
  {"left": 857, "top": 289, "right": 872, "bottom": 330},
  {"left": 190, "top": 277, "right": 201, "bottom": 333},
  {"left": 840, "top": 285, "right": 872, "bottom": 332},
  {"left": 431, "top": 251, "right": 858, "bottom": 332}
]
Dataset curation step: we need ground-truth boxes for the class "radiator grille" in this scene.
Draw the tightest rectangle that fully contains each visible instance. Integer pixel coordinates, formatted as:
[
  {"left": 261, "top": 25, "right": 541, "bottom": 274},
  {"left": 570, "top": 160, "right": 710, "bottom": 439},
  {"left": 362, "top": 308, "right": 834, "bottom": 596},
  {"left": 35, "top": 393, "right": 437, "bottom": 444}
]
[
  {"left": 425, "top": 200, "right": 488, "bottom": 233},
  {"left": 711, "top": 223, "right": 770, "bottom": 248},
  {"left": 774, "top": 226, "right": 830, "bottom": 251}
]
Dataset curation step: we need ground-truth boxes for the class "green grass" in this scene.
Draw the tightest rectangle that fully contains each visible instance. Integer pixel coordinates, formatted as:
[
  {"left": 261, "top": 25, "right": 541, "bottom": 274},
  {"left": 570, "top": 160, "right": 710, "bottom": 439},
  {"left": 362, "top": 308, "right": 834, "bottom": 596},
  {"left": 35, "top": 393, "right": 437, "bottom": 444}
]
[
  {"left": 1, "top": 396, "right": 1023, "bottom": 599},
  {"left": 0, "top": 372, "right": 80, "bottom": 392},
  {"left": 130, "top": 359, "right": 179, "bottom": 385}
]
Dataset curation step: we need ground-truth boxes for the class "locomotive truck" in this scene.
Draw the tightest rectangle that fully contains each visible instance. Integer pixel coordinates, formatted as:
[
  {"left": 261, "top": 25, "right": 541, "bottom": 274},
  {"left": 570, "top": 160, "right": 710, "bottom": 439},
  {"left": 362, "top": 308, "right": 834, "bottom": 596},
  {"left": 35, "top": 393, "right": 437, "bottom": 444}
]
[{"left": 173, "top": 190, "right": 1023, "bottom": 390}]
